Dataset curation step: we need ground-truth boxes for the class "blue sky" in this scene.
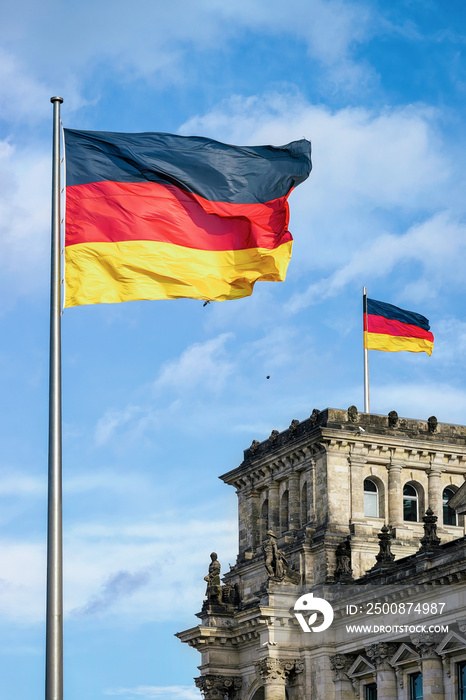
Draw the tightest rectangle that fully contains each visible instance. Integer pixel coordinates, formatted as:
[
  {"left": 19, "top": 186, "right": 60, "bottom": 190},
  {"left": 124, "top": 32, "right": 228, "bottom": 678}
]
[{"left": 1, "top": 1, "right": 466, "bottom": 698}]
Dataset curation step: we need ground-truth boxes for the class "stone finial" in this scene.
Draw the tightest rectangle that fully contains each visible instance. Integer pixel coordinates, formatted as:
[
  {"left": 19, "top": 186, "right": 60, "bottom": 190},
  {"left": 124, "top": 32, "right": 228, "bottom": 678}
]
[
  {"left": 372, "top": 525, "right": 395, "bottom": 570},
  {"left": 309, "top": 408, "right": 321, "bottom": 426},
  {"left": 388, "top": 410, "right": 399, "bottom": 427},
  {"left": 428, "top": 415, "right": 438, "bottom": 433},
  {"left": 269, "top": 429, "right": 280, "bottom": 444},
  {"left": 289, "top": 419, "right": 300, "bottom": 433},
  {"left": 419, "top": 508, "right": 441, "bottom": 552},
  {"left": 348, "top": 405, "right": 358, "bottom": 422},
  {"left": 334, "top": 537, "right": 353, "bottom": 582}
]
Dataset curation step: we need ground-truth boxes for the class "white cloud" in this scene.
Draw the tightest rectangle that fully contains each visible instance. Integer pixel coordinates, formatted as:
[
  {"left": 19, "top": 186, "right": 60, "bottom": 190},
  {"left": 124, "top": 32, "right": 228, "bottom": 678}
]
[
  {"left": 0, "top": 513, "right": 237, "bottom": 624},
  {"left": 0, "top": 473, "right": 44, "bottom": 496},
  {"left": 0, "top": 0, "right": 376, "bottom": 119},
  {"left": 153, "top": 332, "right": 235, "bottom": 394},
  {"left": 289, "top": 212, "right": 466, "bottom": 311},
  {"left": 94, "top": 406, "right": 144, "bottom": 447},
  {"left": 0, "top": 141, "right": 51, "bottom": 304}
]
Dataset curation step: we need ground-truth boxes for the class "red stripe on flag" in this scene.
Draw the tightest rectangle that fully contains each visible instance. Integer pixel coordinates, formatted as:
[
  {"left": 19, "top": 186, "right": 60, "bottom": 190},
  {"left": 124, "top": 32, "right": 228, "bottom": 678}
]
[
  {"left": 365, "top": 313, "right": 434, "bottom": 342},
  {"left": 66, "top": 180, "right": 291, "bottom": 252}
]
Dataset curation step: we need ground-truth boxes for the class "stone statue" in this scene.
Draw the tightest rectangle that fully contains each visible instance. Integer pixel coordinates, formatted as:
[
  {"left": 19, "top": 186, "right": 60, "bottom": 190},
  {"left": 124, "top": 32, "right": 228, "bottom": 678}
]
[
  {"left": 347, "top": 405, "right": 358, "bottom": 422},
  {"left": 263, "top": 531, "right": 283, "bottom": 578},
  {"left": 334, "top": 537, "right": 353, "bottom": 582},
  {"left": 204, "top": 552, "right": 222, "bottom": 604},
  {"left": 262, "top": 531, "right": 300, "bottom": 583}
]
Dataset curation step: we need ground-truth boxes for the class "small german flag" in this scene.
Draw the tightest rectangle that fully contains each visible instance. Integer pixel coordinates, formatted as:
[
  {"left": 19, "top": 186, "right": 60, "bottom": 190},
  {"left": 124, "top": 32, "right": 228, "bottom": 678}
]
[{"left": 364, "top": 298, "right": 434, "bottom": 356}]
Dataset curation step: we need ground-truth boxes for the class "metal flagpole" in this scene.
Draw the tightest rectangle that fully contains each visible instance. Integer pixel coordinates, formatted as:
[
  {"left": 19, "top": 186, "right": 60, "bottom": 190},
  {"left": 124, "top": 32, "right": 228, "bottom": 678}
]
[
  {"left": 46, "top": 96, "right": 64, "bottom": 700},
  {"left": 363, "top": 286, "right": 370, "bottom": 413}
]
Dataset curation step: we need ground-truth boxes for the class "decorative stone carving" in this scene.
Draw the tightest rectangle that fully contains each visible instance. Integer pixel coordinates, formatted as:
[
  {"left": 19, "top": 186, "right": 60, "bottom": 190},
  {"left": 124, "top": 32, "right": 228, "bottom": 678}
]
[
  {"left": 269, "top": 429, "right": 280, "bottom": 444},
  {"left": 419, "top": 508, "right": 441, "bottom": 552},
  {"left": 388, "top": 410, "right": 398, "bottom": 427},
  {"left": 255, "top": 658, "right": 301, "bottom": 683},
  {"left": 309, "top": 408, "right": 320, "bottom": 426},
  {"left": 334, "top": 537, "right": 353, "bottom": 582},
  {"left": 348, "top": 405, "right": 358, "bottom": 422},
  {"left": 371, "top": 525, "right": 395, "bottom": 570},
  {"left": 330, "top": 653, "right": 355, "bottom": 680},
  {"left": 195, "top": 674, "right": 242, "bottom": 699},
  {"left": 262, "top": 531, "right": 301, "bottom": 584},
  {"left": 289, "top": 419, "right": 300, "bottom": 434},
  {"left": 411, "top": 632, "right": 440, "bottom": 658},
  {"left": 428, "top": 415, "right": 438, "bottom": 433},
  {"left": 366, "top": 642, "right": 397, "bottom": 669}
]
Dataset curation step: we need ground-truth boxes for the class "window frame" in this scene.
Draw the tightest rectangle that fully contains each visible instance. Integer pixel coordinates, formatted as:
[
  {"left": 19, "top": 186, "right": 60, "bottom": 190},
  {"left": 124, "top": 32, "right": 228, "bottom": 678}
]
[
  {"left": 403, "top": 483, "right": 419, "bottom": 522},
  {"left": 409, "top": 671, "right": 423, "bottom": 700},
  {"left": 443, "top": 486, "right": 458, "bottom": 526},
  {"left": 364, "top": 478, "right": 379, "bottom": 518},
  {"left": 458, "top": 660, "right": 466, "bottom": 700}
]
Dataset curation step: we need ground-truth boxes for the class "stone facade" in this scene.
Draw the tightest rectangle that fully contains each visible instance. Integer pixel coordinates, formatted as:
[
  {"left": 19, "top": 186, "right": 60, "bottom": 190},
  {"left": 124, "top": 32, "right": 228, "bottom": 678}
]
[{"left": 177, "top": 407, "right": 466, "bottom": 699}]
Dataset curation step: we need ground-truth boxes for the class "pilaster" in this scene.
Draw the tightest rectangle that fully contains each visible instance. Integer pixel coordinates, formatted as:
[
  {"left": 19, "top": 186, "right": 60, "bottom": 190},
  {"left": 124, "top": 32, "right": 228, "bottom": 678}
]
[
  {"left": 365, "top": 643, "right": 397, "bottom": 700},
  {"left": 412, "top": 633, "right": 444, "bottom": 700}
]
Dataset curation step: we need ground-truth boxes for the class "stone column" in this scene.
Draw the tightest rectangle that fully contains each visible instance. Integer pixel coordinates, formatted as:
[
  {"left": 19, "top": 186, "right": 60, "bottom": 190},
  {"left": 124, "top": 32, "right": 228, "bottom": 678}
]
[
  {"left": 195, "top": 674, "right": 242, "bottom": 699},
  {"left": 246, "top": 488, "right": 260, "bottom": 551},
  {"left": 237, "top": 488, "right": 249, "bottom": 555},
  {"left": 255, "top": 659, "right": 301, "bottom": 700},
  {"left": 388, "top": 462, "right": 403, "bottom": 527},
  {"left": 427, "top": 464, "right": 444, "bottom": 522},
  {"left": 307, "top": 458, "right": 316, "bottom": 524},
  {"left": 268, "top": 481, "right": 280, "bottom": 534},
  {"left": 366, "top": 643, "right": 397, "bottom": 700},
  {"left": 288, "top": 472, "right": 300, "bottom": 531},
  {"left": 330, "top": 653, "right": 356, "bottom": 700},
  {"left": 412, "top": 634, "right": 444, "bottom": 700}
]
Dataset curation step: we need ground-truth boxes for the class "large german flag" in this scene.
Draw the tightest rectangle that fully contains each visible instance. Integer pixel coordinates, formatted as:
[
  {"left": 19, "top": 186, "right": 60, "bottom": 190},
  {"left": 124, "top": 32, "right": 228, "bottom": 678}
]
[
  {"left": 364, "top": 298, "right": 434, "bottom": 356},
  {"left": 63, "top": 130, "right": 312, "bottom": 307}
]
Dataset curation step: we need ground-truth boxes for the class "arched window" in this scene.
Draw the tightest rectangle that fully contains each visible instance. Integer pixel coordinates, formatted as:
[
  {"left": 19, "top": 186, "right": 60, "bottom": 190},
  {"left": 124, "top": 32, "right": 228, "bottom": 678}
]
[
  {"left": 443, "top": 486, "right": 457, "bottom": 526},
  {"left": 364, "top": 478, "right": 379, "bottom": 517},
  {"left": 403, "top": 483, "right": 419, "bottom": 522}
]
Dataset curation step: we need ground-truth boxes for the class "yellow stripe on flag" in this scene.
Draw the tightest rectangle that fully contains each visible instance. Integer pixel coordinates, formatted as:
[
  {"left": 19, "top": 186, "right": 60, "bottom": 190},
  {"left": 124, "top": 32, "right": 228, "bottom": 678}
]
[
  {"left": 65, "top": 239, "right": 293, "bottom": 307},
  {"left": 365, "top": 332, "right": 433, "bottom": 356}
]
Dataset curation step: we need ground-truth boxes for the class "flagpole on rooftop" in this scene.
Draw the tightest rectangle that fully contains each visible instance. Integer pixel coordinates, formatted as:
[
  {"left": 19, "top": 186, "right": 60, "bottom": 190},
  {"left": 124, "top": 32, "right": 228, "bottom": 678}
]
[
  {"left": 46, "top": 96, "right": 64, "bottom": 700},
  {"left": 363, "top": 286, "right": 370, "bottom": 413}
]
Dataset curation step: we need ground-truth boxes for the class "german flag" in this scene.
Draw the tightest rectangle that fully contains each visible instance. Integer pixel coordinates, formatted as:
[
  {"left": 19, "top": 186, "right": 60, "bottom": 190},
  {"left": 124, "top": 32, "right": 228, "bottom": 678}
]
[
  {"left": 364, "top": 298, "right": 434, "bottom": 356},
  {"left": 63, "top": 130, "right": 312, "bottom": 307}
]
